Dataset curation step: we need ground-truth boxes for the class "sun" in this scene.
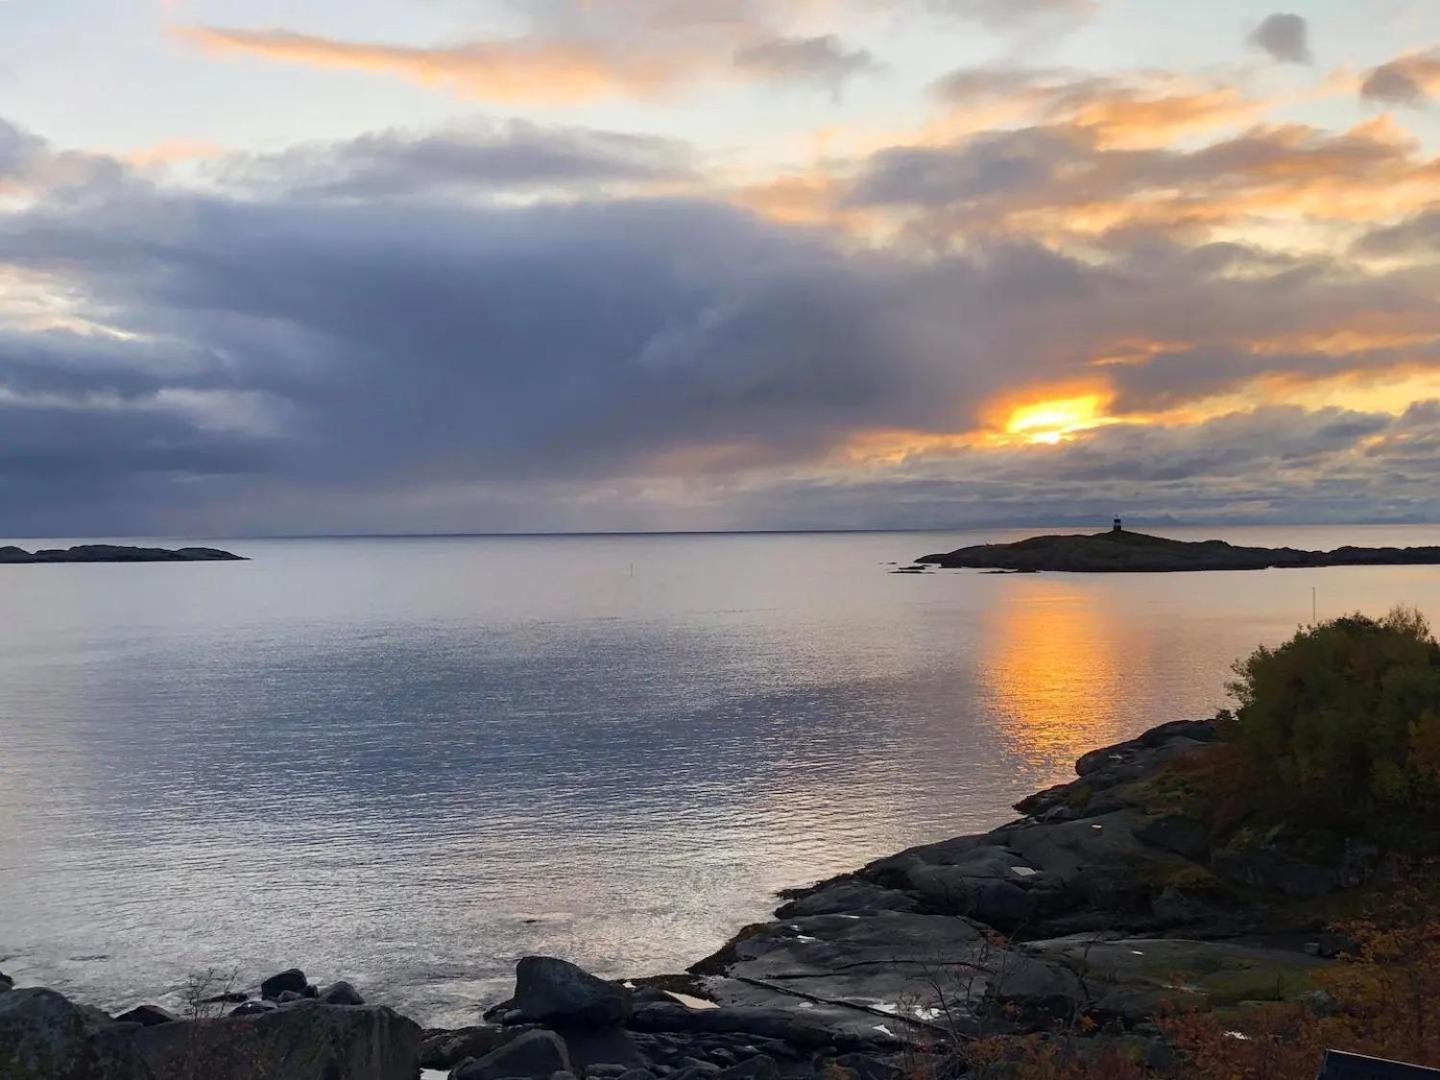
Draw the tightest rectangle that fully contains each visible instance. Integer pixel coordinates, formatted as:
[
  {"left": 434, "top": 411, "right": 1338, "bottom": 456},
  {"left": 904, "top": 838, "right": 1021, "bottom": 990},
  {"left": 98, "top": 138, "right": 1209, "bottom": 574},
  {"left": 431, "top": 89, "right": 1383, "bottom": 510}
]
[{"left": 1004, "top": 393, "right": 1109, "bottom": 445}]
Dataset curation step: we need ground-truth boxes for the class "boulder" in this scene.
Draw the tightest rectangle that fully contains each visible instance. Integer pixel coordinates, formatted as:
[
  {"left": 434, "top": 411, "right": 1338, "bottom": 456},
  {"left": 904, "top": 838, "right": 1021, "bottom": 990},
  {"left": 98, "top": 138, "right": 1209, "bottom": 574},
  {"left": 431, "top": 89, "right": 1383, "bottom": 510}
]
[
  {"left": 136, "top": 1000, "right": 421, "bottom": 1080},
  {"left": 114, "top": 1004, "right": 176, "bottom": 1027},
  {"left": 453, "top": 1028, "right": 571, "bottom": 1080},
  {"left": 0, "top": 971, "right": 12, "bottom": 992},
  {"left": 560, "top": 1025, "right": 646, "bottom": 1070},
  {"left": 0, "top": 988, "right": 150, "bottom": 1079},
  {"left": 513, "top": 956, "right": 632, "bottom": 1028},
  {"left": 0, "top": 987, "right": 104, "bottom": 1079},
  {"left": 260, "top": 967, "right": 309, "bottom": 1000},
  {"left": 320, "top": 980, "right": 365, "bottom": 1006},
  {"left": 419, "top": 1025, "right": 517, "bottom": 1070}
]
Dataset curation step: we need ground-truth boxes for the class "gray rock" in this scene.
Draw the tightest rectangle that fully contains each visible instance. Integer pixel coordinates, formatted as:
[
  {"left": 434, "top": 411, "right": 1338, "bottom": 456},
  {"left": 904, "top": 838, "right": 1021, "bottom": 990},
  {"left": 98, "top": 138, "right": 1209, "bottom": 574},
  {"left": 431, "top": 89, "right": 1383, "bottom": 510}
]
[
  {"left": 231, "top": 999, "right": 278, "bottom": 1016},
  {"left": 562, "top": 1026, "right": 646, "bottom": 1071},
  {"left": 454, "top": 1029, "right": 572, "bottom": 1080},
  {"left": 1135, "top": 815, "right": 1209, "bottom": 860},
  {"left": 320, "top": 980, "right": 366, "bottom": 1006},
  {"left": 1211, "top": 848, "right": 1335, "bottom": 897},
  {"left": 137, "top": 1000, "right": 422, "bottom": 1080},
  {"left": 514, "top": 956, "right": 632, "bottom": 1028},
  {"left": 615, "top": 1070, "right": 657, "bottom": 1080},
  {"left": 1151, "top": 887, "right": 1224, "bottom": 929},
  {"left": 0, "top": 987, "right": 113, "bottom": 1079},
  {"left": 418, "top": 1024, "right": 517, "bottom": 1070},
  {"left": 553, "top": 1071, "right": 580, "bottom": 1080},
  {"left": 588, "top": 1065, "right": 632, "bottom": 1078},
  {"left": 776, "top": 882, "right": 917, "bottom": 918},
  {"left": 114, "top": 1004, "right": 176, "bottom": 1027},
  {"left": 715, "top": 1055, "right": 777, "bottom": 1080},
  {"left": 277, "top": 990, "right": 306, "bottom": 1003},
  {"left": 629, "top": 1003, "right": 898, "bottom": 1052},
  {"left": 260, "top": 967, "right": 308, "bottom": 1000},
  {"left": 0, "top": 971, "right": 11, "bottom": 993}
]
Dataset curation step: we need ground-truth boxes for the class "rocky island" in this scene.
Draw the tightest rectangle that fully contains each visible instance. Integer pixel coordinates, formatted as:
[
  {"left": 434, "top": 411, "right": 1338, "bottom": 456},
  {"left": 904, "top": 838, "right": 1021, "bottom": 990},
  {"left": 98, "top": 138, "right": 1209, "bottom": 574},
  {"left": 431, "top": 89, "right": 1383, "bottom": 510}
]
[
  {"left": 918, "top": 526, "right": 1440, "bottom": 572},
  {"left": 4, "top": 609, "right": 1439, "bottom": 1079},
  {"left": 0, "top": 544, "right": 245, "bottom": 563}
]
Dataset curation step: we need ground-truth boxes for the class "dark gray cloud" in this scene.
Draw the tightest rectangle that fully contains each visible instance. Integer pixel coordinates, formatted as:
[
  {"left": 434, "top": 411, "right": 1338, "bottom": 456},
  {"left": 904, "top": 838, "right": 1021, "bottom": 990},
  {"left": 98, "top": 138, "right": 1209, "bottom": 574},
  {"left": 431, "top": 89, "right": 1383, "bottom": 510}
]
[
  {"left": 3, "top": 112, "right": 1440, "bottom": 534},
  {"left": 1249, "top": 13, "right": 1311, "bottom": 64},
  {"left": 229, "top": 121, "right": 695, "bottom": 198},
  {"left": 1361, "top": 49, "right": 1440, "bottom": 105},
  {"left": 732, "top": 34, "right": 879, "bottom": 97}
]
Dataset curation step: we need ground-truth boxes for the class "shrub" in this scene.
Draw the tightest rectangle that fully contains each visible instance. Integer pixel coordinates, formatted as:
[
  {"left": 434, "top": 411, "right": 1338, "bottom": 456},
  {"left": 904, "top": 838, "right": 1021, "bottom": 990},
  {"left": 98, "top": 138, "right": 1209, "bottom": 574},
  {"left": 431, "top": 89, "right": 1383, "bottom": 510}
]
[{"left": 1225, "top": 607, "right": 1440, "bottom": 842}]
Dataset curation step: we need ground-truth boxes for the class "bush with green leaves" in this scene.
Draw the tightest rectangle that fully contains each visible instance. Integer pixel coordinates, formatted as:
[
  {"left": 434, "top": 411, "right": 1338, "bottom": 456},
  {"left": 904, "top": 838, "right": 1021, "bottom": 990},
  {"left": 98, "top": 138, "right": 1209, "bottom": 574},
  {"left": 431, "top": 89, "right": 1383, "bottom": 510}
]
[{"left": 1227, "top": 607, "right": 1440, "bottom": 840}]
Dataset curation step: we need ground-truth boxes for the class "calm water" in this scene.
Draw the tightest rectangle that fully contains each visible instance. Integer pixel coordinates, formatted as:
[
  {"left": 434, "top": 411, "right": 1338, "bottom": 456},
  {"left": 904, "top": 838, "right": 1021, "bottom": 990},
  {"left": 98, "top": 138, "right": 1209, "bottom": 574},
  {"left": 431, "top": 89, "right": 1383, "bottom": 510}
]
[{"left": 3, "top": 525, "right": 1440, "bottom": 1025}]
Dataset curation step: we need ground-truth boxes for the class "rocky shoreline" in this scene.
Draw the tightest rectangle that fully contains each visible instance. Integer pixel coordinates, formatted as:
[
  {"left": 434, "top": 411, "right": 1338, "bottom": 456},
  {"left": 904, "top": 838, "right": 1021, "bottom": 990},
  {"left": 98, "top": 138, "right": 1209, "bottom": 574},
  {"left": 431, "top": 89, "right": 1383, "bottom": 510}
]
[{"left": 0, "top": 717, "right": 1369, "bottom": 1079}]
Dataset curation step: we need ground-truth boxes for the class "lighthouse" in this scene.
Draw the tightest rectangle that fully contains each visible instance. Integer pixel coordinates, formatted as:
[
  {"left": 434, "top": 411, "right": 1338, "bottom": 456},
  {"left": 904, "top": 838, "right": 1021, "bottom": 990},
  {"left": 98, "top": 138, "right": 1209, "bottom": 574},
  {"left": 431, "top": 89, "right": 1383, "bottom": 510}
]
[{"left": 1113, "top": 516, "right": 1123, "bottom": 533}]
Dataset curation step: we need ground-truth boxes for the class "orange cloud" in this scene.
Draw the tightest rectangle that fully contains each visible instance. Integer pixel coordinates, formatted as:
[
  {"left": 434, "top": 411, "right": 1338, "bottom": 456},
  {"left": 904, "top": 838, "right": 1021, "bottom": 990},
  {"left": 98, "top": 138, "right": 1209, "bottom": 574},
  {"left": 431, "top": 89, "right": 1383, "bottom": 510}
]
[
  {"left": 932, "top": 68, "right": 1270, "bottom": 149},
  {"left": 173, "top": 25, "right": 710, "bottom": 104},
  {"left": 1361, "top": 46, "right": 1440, "bottom": 106}
]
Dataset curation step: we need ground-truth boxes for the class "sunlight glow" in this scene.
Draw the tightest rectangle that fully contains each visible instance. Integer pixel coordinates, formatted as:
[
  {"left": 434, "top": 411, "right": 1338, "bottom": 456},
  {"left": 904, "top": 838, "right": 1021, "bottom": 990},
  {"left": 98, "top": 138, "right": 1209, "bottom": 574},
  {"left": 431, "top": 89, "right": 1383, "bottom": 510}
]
[{"left": 1004, "top": 394, "right": 1110, "bottom": 445}]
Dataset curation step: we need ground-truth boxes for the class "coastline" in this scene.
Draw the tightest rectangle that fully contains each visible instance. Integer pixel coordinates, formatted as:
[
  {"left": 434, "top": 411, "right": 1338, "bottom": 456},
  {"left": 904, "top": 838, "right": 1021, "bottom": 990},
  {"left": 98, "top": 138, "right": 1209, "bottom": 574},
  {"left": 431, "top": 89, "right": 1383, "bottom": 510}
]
[{"left": 2, "top": 714, "right": 1366, "bottom": 1079}]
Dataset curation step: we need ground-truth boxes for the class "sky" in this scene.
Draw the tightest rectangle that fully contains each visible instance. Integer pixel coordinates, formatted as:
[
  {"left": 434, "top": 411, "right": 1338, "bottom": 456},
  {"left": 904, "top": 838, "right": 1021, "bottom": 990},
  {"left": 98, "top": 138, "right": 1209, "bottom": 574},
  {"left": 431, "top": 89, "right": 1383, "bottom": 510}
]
[{"left": 5, "top": 1, "right": 1440, "bottom": 535}]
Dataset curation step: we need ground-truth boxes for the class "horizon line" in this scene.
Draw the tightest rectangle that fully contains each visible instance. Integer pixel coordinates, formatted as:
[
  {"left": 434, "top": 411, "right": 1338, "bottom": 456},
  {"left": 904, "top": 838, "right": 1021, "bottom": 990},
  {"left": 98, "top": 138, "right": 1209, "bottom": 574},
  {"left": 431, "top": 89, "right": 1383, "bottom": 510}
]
[{"left": 5, "top": 520, "right": 1440, "bottom": 543}]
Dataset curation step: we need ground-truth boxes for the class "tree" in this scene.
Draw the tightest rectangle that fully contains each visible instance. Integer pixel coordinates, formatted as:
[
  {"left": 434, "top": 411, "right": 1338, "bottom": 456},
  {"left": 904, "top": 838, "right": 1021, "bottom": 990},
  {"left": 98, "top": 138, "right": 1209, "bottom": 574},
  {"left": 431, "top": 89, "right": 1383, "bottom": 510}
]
[{"left": 1226, "top": 607, "right": 1440, "bottom": 842}]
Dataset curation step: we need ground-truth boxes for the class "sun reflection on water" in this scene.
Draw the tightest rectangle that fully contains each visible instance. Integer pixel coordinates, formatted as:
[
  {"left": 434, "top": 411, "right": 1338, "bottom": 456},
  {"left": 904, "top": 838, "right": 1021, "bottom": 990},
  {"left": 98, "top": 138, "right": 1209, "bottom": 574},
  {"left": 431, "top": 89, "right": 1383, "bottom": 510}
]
[{"left": 980, "top": 582, "right": 1136, "bottom": 770}]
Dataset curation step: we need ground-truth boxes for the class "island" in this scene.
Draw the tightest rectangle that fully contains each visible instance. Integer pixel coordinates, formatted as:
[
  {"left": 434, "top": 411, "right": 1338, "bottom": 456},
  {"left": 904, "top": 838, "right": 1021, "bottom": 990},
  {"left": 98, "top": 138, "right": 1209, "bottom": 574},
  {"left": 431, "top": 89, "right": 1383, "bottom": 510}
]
[
  {"left": 918, "top": 525, "right": 1440, "bottom": 572},
  {"left": 0, "top": 544, "right": 245, "bottom": 563}
]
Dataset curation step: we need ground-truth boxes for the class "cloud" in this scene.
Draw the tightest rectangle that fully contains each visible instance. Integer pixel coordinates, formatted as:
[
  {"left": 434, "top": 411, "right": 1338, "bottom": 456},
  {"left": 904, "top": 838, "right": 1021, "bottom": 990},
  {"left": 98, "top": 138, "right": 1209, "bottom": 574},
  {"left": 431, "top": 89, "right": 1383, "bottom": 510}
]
[
  {"left": 174, "top": 10, "right": 874, "bottom": 105},
  {"left": 1249, "top": 13, "right": 1311, "bottom": 65},
  {"left": 227, "top": 121, "right": 696, "bottom": 199},
  {"left": 173, "top": 25, "right": 708, "bottom": 104},
  {"left": 931, "top": 68, "right": 1266, "bottom": 148},
  {"left": 919, "top": 0, "right": 1097, "bottom": 27},
  {"left": 1361, "top": 47, "right": 1440, "bottom": 106},
  {"left": 842, "top": 113, "right": 1428, "bottom": 243},
  {"left": 732, "top": 34, "right": 879, "bottom": 97},
  {"left": 5, "top": 93, "right": 1440, "bottom": 533}
]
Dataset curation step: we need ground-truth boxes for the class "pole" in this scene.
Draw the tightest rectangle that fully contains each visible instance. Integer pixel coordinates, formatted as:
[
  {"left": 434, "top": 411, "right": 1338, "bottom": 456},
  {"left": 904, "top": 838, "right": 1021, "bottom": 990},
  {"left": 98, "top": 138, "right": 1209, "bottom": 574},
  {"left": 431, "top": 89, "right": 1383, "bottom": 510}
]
[{"left": 1312, "top": 586, "right": 1317, "bottom": 625}]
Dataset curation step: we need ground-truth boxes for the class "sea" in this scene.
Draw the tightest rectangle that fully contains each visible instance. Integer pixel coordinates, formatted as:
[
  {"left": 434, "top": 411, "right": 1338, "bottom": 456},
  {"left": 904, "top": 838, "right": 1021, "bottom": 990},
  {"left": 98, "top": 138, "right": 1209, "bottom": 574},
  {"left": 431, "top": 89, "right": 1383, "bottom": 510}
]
[{"left": 3, "top": 524, "right": 1439, "bottom": 1026}]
